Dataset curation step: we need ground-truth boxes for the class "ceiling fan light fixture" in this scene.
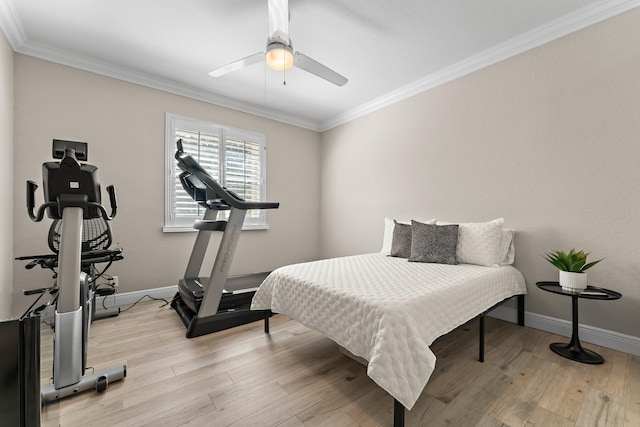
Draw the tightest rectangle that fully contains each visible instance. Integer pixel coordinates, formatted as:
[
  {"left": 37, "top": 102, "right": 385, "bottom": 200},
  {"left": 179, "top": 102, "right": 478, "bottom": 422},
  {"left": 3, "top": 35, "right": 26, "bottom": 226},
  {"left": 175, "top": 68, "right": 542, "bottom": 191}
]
[
  {"left": 208, "top": 0, "right": 347, "bottom": 86},
  {"left": 266, "top": 42, "right": 294, "bottom": 71}
]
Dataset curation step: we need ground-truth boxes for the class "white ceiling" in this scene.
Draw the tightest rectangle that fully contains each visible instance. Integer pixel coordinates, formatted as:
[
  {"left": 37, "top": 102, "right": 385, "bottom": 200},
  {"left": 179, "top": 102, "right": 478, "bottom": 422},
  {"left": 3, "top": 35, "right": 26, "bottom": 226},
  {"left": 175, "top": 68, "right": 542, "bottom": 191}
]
[{"left": 1, "top": 0, "right": 638, "bottom": 131}]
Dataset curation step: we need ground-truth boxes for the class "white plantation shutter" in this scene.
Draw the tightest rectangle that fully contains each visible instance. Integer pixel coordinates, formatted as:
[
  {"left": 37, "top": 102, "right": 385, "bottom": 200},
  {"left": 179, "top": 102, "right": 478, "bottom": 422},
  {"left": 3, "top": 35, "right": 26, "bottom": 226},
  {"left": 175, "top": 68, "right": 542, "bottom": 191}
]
[
  {"left": 173, "top": 128, "right": 221, "bottom": 220},
  {"left": 165, "top": 114, "right": 267, "bottom": 231},
  {"left": 224, "top": 132, "right": 263, "bottom": 221}
]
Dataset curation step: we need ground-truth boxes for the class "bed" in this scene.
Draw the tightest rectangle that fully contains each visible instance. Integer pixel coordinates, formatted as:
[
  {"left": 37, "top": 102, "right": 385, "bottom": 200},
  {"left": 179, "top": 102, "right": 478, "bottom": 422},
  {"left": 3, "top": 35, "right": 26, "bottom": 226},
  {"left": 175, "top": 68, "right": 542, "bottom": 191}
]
[{"left": 250, "top": 218, "right": 527, "bottom": 425}]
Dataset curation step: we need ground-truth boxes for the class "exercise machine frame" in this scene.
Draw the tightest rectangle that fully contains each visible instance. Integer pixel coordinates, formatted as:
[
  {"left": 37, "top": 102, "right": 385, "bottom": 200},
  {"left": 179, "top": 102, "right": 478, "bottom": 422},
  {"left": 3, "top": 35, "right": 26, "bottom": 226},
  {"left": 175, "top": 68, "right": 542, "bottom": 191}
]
[
  {"left": 170, "top": 139, "right": 279, "bottom": 338},
  {"left": 24, "top": 139, "right": 126, "bottom": 403}
]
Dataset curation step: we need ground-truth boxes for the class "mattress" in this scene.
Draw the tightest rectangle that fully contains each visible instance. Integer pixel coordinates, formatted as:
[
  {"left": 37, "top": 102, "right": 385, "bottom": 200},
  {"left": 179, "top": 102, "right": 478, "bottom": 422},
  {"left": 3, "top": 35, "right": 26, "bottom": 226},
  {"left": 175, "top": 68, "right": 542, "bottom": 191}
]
[{"left": 251, "top": 253, "right": 527, "bottom": 409}]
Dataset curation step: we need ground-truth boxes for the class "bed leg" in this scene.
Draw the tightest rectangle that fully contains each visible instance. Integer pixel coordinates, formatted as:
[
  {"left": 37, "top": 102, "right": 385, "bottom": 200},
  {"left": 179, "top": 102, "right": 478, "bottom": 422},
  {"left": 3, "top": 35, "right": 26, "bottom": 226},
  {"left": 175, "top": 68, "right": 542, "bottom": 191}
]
[
  {"left": 393, "top": 398, "right": 405, "bottom": 427},
  {"left": 264, "top": 311, "right": 270, "bottom": 334},
  {"left": 479, "top": 314, "right": 485, "bottom": 363},
  {"left": 517, "top": 294, "right": 525, "bottom": 326}
]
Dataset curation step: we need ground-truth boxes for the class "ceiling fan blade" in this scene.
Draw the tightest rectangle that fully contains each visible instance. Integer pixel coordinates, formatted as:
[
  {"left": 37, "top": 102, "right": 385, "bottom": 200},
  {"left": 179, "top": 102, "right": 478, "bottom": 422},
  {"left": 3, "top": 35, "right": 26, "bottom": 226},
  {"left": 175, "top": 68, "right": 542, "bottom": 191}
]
[
  {"left": 208, "top": 52, "right": 264, "bottom": 77},
  {"left": 294, "top": 52, "right": 348, "bottom": 86}
]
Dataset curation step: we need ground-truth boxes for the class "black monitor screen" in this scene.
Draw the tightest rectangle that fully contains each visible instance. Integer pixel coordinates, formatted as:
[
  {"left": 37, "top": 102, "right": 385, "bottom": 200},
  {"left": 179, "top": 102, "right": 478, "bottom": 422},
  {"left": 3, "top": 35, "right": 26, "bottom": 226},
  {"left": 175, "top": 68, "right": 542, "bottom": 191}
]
[{"left": 52, "top": 139, "right": 88, "bottom": 161}]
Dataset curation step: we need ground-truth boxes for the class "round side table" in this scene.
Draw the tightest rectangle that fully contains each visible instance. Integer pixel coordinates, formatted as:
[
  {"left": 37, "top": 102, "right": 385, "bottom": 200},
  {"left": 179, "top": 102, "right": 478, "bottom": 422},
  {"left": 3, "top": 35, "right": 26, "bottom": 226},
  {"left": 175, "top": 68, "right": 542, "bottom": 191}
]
[{"left": 536, "top": 281, "right": 621, "bottom": 364}]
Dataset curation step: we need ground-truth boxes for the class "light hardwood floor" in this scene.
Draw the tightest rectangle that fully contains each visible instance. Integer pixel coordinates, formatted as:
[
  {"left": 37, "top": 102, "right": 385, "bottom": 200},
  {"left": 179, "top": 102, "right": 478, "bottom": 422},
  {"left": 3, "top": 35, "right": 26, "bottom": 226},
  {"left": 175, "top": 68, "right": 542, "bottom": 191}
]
[{"left": 40, "top": 300, "right": 639, "bottom": 426}]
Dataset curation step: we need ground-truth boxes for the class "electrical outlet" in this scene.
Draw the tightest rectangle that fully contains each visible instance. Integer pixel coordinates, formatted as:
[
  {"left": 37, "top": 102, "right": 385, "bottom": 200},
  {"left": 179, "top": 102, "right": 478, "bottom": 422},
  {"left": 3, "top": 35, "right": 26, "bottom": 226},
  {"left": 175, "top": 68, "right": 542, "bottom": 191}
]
[{"left": 110, "top": 275, "right": 118, "bottom": 288}]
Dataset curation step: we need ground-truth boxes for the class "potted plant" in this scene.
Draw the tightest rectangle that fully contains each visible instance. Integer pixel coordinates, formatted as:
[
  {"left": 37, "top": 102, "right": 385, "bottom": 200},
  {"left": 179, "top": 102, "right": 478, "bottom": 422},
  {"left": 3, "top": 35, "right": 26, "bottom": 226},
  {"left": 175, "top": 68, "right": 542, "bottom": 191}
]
[{"left": 544, "top": 249, "right": 604, "bottom": 291}]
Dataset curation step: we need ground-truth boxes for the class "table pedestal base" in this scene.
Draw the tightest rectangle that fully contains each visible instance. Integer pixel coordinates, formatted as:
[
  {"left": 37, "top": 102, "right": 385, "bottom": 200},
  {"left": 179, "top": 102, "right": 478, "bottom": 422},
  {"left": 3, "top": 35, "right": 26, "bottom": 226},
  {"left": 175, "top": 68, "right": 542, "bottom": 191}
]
[
  {"left": 536, "top": 282, "right": 621, "bottom": 366},
  {"left": 550, "top": 342, "right": 603, "bottom": 364}
]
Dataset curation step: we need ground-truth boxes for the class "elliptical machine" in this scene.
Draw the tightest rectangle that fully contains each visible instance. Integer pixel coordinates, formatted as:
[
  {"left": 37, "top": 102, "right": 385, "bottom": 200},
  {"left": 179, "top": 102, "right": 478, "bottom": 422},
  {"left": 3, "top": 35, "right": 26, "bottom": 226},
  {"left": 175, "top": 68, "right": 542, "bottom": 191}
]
[
  {"left": 170, "top": 139, "right": 279, "bottom": 338},
  {"left": 24, "top": 139, "right": 126, "bottom": 402}
]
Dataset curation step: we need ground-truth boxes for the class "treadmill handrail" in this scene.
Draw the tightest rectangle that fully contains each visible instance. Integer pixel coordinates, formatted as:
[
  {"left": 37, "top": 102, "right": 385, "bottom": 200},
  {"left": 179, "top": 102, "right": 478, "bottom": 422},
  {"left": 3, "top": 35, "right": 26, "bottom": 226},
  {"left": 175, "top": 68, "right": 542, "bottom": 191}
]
[{"left": 175, "top": 139, "right": 279, "bottom": 211}]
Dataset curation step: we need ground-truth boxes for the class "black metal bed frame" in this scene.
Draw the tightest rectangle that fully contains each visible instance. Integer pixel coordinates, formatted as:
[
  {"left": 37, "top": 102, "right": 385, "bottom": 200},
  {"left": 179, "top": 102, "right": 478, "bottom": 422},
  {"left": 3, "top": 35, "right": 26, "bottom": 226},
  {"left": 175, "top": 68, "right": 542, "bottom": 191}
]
[
  {"left": 258, "top": 293, "right": 525, "bottom": 427},
  {"left": 392, "top": 293, "right": 526, "bottom": 427}
]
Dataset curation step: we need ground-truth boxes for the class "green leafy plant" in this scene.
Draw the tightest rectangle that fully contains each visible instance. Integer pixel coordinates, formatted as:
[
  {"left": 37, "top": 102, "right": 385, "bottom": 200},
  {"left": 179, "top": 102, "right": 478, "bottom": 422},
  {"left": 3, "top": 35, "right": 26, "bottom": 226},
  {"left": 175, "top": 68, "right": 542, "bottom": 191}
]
[{"left": 544, "top": 249, "right": 603, "bottom": 272}]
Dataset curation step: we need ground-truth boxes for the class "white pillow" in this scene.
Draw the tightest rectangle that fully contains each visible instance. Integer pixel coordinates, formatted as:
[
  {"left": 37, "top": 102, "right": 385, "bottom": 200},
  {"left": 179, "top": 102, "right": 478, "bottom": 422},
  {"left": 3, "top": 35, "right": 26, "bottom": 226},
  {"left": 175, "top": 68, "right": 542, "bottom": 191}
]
[
  {"left": 436, "top": 218, "right": 504, "bottom": 266},
  {"left": 380, "top": 217, "right": 436, "bottom": 255},
  {"left": 498, "top": 228, "right": 516, "bottom": 265}
]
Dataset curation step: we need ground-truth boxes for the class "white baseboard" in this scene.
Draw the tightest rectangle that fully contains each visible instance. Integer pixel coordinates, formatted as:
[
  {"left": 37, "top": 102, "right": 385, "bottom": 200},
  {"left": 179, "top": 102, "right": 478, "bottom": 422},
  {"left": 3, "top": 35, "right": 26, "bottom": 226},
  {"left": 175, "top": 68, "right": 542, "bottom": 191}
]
[
  {"left": 39, "top": 285, "right": 178, "bottom": 320},
  {"left": 96, "top": 285, "right": 178, "bottom": 310},
  {"left": 489, "top": 305, "right": 640, "bottom": 357},
  {"left": 96, "top": 286, "right": 640, "bottom": 357}
]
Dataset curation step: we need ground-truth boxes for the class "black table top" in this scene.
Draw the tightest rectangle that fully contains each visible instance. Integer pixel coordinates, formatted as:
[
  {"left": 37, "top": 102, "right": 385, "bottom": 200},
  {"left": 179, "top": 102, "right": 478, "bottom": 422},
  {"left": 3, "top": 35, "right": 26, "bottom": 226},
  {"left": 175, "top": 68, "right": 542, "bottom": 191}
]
[
  {"left": 536, "top": 281, "right": 622, "bottom": 300},
  {"left": 0, "top": 292, "right": 46, "bottom": 321}
]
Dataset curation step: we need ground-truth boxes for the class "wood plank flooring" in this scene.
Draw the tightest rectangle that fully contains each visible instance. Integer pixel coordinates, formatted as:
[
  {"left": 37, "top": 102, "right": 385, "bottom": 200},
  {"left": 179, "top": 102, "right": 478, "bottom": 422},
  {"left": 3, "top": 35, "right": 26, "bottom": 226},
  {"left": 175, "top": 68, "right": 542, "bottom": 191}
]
[{"left": 39, "top": 300, "right": 639, "bottom": 426}]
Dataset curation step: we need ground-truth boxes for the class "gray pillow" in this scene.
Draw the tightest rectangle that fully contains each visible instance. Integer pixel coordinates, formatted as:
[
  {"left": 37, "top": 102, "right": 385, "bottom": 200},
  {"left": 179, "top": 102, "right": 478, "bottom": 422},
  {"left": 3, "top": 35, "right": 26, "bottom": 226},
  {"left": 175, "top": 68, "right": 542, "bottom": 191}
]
[
  {"left": 409, "top": 221, "right": 459, "bottom": 264},
  {"left": 389, "top": 220, "right": 412, "bottom": 258}
]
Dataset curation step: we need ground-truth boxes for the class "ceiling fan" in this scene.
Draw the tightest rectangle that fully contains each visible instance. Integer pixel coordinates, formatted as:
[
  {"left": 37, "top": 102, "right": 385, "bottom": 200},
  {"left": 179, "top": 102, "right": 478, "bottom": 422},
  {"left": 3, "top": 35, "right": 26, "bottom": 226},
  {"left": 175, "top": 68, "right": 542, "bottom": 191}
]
[{"left": 208, "top": 0, "right": 348, "bottom": 86}]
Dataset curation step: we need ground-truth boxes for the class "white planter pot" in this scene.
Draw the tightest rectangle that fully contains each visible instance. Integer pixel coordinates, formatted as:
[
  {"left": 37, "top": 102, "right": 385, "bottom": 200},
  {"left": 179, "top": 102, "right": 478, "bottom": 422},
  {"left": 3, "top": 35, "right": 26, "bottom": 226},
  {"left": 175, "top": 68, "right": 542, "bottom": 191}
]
[{"left": 559, "top": 271, "right": 587, "bottom": 291}]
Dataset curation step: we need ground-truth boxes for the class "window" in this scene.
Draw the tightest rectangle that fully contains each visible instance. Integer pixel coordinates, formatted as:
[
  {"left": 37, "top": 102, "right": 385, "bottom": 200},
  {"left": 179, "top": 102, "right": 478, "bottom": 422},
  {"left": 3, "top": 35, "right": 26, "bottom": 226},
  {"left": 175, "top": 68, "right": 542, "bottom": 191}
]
[{"left": 164, "top": 114, "right": 268, "bottom": 231}]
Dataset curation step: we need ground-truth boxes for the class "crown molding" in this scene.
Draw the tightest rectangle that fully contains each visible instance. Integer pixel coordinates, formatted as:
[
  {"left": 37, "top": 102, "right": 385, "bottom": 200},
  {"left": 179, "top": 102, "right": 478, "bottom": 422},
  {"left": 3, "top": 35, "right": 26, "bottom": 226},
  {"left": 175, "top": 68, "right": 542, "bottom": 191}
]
[
  {"left": 2, "top": 0, "right": 639, "bottom": 133},
  {"left": 0, "top": 0, "right": 25, "bottom": 48},
  {"left": 0, "top": 0, "right": 321, "bottom": 132},
  {"left": 319, "top": 0, "right": 640, "bottom": 132},
  {"left": 15, "top": 39, "right": 321, "bottom": 131}
]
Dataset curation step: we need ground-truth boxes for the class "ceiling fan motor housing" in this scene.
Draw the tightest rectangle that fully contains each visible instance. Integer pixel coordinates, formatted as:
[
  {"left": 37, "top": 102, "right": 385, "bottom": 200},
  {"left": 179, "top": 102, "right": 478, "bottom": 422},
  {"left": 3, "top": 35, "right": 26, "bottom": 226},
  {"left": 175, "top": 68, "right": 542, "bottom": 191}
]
[{"left": 269, "top": 30, "right": 290, "bottom": 46}]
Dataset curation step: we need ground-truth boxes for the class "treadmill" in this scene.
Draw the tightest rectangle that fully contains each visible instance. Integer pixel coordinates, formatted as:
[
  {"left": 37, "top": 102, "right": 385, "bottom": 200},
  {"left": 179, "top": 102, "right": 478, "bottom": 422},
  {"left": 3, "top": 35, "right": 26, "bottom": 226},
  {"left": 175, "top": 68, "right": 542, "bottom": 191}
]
[{"left": 170, "top": 139, "right": 280, "bottom": 338}]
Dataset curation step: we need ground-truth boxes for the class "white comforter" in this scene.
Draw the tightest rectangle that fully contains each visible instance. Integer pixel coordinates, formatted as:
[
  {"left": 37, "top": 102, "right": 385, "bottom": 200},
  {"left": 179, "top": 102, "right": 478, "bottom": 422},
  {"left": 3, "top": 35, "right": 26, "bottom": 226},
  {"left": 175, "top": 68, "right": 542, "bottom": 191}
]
[{"left": 251, "top": 253, "right": 526, "bottom": 409}]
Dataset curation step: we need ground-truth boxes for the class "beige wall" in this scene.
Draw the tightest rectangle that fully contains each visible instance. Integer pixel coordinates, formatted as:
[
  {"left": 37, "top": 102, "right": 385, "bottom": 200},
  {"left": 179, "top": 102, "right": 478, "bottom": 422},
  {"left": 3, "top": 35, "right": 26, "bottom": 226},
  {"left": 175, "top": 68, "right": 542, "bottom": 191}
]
[
  {"left": 13, "top": 56, "right": 321, "bottom": 294},
  {"left": 9, "top": 8, "right": 640, "bottom": 341},
  {"left": 320, "top": 9, "right": 640, "bottom": 337},
  {"left": 0, "top": 30, "right": 13, "bottom": 295}
]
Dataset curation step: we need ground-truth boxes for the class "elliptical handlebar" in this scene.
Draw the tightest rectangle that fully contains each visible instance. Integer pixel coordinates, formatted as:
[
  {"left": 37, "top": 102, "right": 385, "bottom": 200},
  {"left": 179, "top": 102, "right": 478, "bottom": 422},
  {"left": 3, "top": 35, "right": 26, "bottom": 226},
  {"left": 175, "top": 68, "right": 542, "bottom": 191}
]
[
  {"left": 175, "top": 138, "right": 279, "bottom": 211},
  {"left": 27, "top": 180, "right": 55, "bottom": 222},
  {"left": 26, "top": 182, "right": 118, "bottom": 222},
  {"left": 103, "top": 185, "right": 118, "bottom": 220}
]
